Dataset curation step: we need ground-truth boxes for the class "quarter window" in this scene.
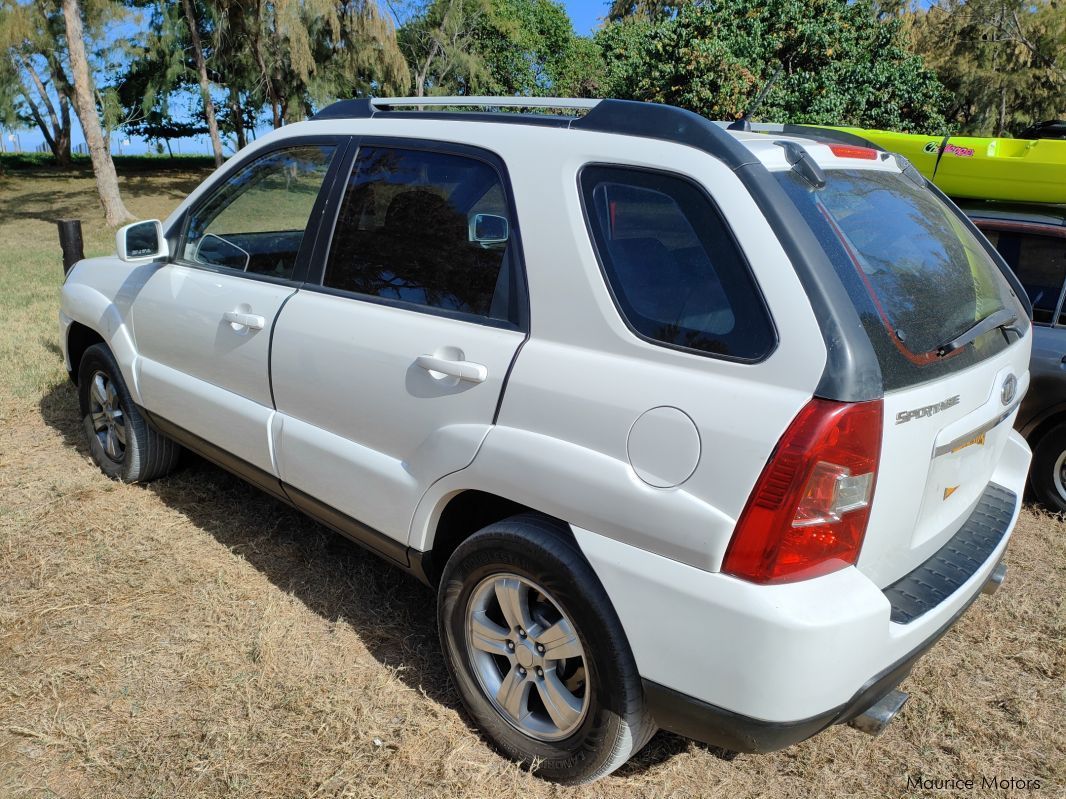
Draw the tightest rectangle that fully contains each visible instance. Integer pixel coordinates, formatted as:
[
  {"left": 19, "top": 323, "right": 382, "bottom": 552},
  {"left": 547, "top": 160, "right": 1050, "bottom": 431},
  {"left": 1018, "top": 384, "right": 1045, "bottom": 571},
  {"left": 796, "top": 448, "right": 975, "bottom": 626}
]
[
  {"left": 580, "top": 166, "right": 774, "bottom": 360},
  {"left": 182, "top": 144, "right": 335, "bottom": 279},
  {"left": 322, "top": 147, "right": 517, "bottom": 324}
]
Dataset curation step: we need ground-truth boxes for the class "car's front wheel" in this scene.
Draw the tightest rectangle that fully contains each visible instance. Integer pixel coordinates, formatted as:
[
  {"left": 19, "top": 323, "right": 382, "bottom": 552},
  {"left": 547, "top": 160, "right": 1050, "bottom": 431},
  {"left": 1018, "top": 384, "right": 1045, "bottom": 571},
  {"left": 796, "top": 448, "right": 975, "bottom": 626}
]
[
  {"left": 438, "top": 514, "right": 655, "bottom": 784},
  {"left": 1031, "top": 422, "right": 1066, "bottom": 513},
  {"left": 77, "top": 343, "right": 181, "bottom": 483}
]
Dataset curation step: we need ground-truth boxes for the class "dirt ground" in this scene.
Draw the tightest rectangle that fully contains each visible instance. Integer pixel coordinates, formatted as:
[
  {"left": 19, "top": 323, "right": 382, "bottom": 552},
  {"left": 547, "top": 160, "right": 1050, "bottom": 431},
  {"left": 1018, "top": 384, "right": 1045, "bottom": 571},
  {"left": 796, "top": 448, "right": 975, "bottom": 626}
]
[{"left": 0, "top": 162, "right": 1063, "bottom": 798}]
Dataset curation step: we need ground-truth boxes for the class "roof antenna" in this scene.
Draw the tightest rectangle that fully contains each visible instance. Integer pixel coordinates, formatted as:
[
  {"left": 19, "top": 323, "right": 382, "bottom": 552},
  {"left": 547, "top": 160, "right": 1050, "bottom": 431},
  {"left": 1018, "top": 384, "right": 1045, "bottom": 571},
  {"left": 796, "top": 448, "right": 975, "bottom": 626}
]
[{"left": 728, "top": 67, "right": 782, "bottom": 131}]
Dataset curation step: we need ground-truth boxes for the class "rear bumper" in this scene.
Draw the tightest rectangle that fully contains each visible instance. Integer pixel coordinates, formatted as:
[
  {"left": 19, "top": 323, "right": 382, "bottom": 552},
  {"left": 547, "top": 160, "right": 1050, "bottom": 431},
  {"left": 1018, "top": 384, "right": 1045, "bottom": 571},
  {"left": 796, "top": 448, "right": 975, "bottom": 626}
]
[
  {"left": 572, "top": 430, "right": 1030, "bottom": 734},
  {"left": 642, "top": 562, "right": 997, "bottom": 752}
]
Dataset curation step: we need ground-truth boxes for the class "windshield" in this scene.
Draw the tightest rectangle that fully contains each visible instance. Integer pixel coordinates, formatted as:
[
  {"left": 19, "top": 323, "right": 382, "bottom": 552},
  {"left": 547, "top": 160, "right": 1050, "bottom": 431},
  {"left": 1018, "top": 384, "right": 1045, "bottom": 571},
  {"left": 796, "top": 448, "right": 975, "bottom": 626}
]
[{"left": 776, "top": 168, "right": 1027, "bottom": 388}]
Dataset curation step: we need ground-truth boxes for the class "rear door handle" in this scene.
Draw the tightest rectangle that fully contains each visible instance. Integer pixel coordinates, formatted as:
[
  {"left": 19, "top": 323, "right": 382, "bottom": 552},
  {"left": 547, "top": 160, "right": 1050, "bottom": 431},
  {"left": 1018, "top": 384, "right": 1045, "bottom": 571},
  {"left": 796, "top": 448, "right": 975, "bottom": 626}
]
[
  {"left": 223, "top": 310, "right": 265, "bottom": 330},
  {"left": 416, "top": 354, "right": 488, "bottom": 383}
]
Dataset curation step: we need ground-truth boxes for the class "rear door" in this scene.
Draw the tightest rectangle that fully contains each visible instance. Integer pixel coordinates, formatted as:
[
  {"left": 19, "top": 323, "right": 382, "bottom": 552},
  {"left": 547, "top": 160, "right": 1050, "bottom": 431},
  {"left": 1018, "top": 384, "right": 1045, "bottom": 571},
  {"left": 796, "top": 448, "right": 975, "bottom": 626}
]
[
  {"left": 777, "top": 165, "right": 1031, "bottom": 587},
  {"left": 269, "top": 141, "right": 527, "bottom": 551},
  {"left": 131, "top": 140, "right": 342, "bottom": 476}
]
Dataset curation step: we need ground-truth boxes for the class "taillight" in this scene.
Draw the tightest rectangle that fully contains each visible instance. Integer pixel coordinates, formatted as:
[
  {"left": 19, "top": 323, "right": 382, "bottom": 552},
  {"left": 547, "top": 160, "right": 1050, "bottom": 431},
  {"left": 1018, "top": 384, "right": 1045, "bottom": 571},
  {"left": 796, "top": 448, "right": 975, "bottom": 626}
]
[
  {"left": 722, "top": 399, "right": 883, "bottom": 584},
  {"left": 829, "top": 144, "right": 879, "bottom": 160}
]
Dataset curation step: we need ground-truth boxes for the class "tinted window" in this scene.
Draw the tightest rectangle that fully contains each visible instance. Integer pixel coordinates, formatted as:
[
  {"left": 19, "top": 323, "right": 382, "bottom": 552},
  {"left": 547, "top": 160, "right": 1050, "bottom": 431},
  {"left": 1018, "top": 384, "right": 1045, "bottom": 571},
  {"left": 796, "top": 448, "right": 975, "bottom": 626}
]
[
  {"left": 983, "top": 229, "right": 1066, "bottom": 325},
  {"left": 580, "top": 166, "right": 774, "bottom": 360},
  {"left": 323, "top": 147, "right": 516, "bottom": 323},
  {"left": 183, "top": 145, "right": 335, "bottom": 279},
  {"left": 777, "top": 169, "right": 1027, "bottom": 388}
]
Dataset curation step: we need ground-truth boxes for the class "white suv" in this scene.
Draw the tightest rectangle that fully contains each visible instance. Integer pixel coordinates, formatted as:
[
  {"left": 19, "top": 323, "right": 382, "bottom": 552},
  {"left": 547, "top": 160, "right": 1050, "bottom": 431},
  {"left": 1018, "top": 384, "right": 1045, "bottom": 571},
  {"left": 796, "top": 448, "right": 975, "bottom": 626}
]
[{"left": 60, "top": 97, "right": 1033, "bottom": 784}]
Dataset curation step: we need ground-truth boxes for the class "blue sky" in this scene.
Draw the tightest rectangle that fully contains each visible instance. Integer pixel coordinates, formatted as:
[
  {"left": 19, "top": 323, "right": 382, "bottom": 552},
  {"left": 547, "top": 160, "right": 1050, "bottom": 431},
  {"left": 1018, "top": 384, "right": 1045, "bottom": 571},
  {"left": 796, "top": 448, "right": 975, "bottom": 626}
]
[
  {"left": 567, "top": 0, "right": 609, "bottom": 34},
  {"left": 3, "top": 0, "right": 612, "bottom": 157}
]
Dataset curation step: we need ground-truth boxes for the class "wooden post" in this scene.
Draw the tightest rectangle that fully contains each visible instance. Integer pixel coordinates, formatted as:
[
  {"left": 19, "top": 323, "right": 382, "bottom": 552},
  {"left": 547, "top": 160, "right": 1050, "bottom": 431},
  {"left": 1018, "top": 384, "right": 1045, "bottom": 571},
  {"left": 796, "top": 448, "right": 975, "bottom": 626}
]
[{"left": 57, "top": 219, "right": 84, "bottom": 274}]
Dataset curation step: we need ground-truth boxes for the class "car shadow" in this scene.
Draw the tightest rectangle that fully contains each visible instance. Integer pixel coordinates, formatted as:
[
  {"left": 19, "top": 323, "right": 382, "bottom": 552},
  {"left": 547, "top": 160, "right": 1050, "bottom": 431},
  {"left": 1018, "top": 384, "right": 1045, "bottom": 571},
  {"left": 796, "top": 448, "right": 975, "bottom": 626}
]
[{"left": 37, "top": 378, "right": 734, "bottom": 778}]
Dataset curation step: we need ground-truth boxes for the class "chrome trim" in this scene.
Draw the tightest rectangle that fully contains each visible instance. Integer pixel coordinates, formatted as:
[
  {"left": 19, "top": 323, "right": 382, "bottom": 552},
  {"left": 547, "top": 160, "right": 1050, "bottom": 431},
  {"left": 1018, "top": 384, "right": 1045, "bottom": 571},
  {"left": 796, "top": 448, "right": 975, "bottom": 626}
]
[{"left": 933, "top": 398, "right": 1022, "bottom": 457}]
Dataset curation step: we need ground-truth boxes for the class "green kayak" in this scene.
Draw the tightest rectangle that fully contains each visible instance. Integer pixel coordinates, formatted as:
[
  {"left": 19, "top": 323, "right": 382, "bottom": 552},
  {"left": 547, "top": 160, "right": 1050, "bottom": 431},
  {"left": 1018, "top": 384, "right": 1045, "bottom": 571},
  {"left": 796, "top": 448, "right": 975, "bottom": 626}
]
[{"left": 829, "top": 127, "right": 1066, "bottom": 203}]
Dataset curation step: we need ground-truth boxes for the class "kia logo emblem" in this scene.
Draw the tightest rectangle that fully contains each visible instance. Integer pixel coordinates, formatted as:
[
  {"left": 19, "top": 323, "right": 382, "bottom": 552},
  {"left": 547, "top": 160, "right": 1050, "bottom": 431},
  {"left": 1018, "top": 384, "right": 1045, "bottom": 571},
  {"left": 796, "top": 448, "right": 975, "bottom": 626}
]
[{"left": 1001, "top": 374, "right": 1017, "bottom": 406}]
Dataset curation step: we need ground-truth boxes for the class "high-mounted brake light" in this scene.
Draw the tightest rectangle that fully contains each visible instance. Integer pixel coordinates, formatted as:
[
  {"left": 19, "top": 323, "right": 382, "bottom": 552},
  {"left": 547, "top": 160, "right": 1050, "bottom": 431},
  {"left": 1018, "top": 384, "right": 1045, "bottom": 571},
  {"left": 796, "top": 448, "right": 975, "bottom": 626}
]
[
  {"left": 722, "top": 399, "right": 883, "bottom": 584},
  {"left": 829, "top": 144, "right": 879, "bottom": 160}
]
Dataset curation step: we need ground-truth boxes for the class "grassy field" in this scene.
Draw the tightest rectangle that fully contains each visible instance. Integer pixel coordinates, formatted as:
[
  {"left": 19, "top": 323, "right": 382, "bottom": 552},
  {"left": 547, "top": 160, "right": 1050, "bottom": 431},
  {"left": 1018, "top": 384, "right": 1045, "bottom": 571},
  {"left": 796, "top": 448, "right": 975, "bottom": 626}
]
[{"left": 0, "top": 162, "right": 1063, "bottom": 798}]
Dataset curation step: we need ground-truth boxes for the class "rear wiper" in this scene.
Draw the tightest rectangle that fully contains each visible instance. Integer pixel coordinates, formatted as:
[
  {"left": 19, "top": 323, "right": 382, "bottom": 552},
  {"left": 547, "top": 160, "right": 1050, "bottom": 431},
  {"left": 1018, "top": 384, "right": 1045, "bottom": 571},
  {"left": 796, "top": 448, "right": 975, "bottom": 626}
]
[{"left": 936, "top": 308, "right": 1021, "bottom": 357}]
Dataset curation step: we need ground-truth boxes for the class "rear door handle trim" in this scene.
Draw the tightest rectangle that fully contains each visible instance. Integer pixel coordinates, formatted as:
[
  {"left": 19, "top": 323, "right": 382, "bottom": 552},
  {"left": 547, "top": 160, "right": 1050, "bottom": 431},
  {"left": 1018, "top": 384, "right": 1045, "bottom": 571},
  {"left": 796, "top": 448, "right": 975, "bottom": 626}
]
[
  {"left": 416, "top": 354, "right": 488, "bottom": 383},
  {"left": 223, "top": 311, "right": 265, "bottom": 330}
]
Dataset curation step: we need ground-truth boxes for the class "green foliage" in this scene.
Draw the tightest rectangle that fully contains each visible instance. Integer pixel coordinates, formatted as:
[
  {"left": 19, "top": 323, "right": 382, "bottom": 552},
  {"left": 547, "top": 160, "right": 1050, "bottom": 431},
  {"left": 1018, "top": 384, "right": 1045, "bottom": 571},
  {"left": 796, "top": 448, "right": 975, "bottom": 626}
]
[
  {"left": 909, "top": 0, "right": 1064, "bottom": 136},
  {"left": 399, "top": 0, "right": 604, "bottom": 97},
  {"left": 596, "top": 0, "right": 950, "bottom": 132}
]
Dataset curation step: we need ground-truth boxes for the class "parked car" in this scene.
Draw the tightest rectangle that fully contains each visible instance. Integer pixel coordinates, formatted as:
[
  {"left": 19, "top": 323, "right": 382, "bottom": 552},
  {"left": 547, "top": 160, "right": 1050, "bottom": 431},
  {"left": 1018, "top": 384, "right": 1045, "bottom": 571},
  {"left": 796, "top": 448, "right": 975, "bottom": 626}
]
[
  {"left": 961, "top": 201, "right": 1066, "bottom": 511},
  {"left": 60, "top": 97, "right": 1032, "bottom": 784}
]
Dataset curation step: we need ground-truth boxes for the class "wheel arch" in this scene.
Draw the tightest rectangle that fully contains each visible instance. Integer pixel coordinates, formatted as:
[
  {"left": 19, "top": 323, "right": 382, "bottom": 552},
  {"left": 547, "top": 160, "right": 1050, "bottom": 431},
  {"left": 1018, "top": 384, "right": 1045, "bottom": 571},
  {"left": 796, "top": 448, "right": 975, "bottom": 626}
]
[
  {"left": 66, "top": 322, "right": 106, "bottom": 385},
  {"left": 416, "top": 489, "right": 575, "bottom": 586},
  {"left": 61, "top": 279, "right": 142, "bottom": 403},
  {"left": 1022, "top": 404, "right": 1066, "bottom": 446}
]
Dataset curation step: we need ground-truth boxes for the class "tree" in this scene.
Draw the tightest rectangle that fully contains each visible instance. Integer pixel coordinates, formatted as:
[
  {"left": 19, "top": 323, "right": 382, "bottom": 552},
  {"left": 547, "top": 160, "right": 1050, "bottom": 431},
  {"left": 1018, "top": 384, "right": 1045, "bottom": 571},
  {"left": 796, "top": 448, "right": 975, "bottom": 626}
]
[
  {"left": 607, "top": 0, "right": 680, "bottom": 22},
  {"left": 399, "top": 0, "right": 499, "bottom": 96},
  {"left": 596, "top": 0, "right": 950, "bottom": 132},
  {"left": 62, "top": 0, "right": 132, "bottom": 224},
  {"left": 909, "top": 0, "right": 1064, "bottom": 135},
  {"left": 1, "top": 1, "right": 74, "bottom": 164},
  {"left": 180, "top": 0, "right": 223, "bottom": 164},
  {"left": 398, "top": 0, "right": 603, "bottom": 97},
  {"left": 245, "top": 0, "right": 409, "bottom": 127}
]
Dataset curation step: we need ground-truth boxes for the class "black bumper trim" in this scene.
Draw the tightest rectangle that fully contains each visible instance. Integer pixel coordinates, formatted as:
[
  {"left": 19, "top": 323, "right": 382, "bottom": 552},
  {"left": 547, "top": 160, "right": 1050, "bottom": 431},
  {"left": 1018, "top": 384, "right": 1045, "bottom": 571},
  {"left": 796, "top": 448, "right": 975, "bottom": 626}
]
[
  {"left": 644, "top": 566, "right": 994, "bottom": 752},
  {"left": 883, "top": 483, "right": 1015, "bottom": 624}
]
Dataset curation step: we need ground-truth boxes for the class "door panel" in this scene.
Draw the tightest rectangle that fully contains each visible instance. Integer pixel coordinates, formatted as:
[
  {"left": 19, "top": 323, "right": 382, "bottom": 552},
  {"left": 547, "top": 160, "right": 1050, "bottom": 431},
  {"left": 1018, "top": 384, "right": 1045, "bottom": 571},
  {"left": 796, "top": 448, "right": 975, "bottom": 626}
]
[
  {"left": 130, "top": 141, "right": 342, "bottom": 471},
  {"left": 132, "top": 264, "right": 295, "bottom": 471},
  {"left": 271, "top": 293, "right": 523, "bottom": 540},
  {"left": 271, "top": 142, "right": 527, "bottom": 545}
]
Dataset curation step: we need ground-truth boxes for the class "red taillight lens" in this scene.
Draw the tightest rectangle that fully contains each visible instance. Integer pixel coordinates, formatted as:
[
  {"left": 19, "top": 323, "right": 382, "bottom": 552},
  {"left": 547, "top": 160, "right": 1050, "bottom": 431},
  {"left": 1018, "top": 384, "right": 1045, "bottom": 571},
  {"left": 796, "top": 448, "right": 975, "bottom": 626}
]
[
  {"left": 829, "top": 144, "right": 879, "bottom": 160},
  {"left": 722, "top": 399, "right": 883, "bottom": 584}
]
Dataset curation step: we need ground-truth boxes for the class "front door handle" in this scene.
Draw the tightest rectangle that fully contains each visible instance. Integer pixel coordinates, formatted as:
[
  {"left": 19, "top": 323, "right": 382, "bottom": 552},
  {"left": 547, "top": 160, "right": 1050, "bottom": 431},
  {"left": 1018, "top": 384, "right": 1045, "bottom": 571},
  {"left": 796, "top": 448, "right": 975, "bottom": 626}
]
[
  {"left": 416, "top": 354, "right": 488, "bottom": 383},
  {"left": 223, "top": 310, "right": 265, "bottom": 330}
]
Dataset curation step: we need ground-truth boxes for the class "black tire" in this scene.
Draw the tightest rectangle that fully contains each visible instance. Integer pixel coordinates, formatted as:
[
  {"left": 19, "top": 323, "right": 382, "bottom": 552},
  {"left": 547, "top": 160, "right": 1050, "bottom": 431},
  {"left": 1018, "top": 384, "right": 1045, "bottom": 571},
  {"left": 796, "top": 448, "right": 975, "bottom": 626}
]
[
  {"left": 438, "top": 514, "right": 655, "bottom": 784},
  {"left": 77, "top": 343, "right": 181, "bottom": 483},
  {"left": 1030, "top": 422, "right": 1066, "bottom": 512}
]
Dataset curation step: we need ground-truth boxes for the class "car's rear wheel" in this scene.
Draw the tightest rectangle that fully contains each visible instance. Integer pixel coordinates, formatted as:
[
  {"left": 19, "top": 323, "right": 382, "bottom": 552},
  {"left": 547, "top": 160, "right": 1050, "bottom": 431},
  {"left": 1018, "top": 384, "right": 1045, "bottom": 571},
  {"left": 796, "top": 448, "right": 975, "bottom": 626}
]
[
  {"left": 77, "top": 343, "right": 181, "bottom": 483},
  {"left": 1031, "top": 422, "right": 1066, "bottom": 513},
  {"left": 438, "top": 514, "right": 655, "bottom": 784}
]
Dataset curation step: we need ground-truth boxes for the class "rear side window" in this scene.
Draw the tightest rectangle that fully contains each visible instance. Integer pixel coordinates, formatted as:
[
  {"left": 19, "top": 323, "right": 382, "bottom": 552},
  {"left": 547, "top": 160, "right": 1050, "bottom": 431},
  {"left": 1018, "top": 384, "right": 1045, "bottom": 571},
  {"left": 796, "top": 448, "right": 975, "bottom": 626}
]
[
  {"left": 322, "top": 146, "right": 519, "bottom": 325},
  {"left": 777, "top": 169, "right": 1028, "bottom": 389},
  {"left": 580, "top": 166, "right": 774, "bottom": 361},
  {"left": 982, "top": 229, "right": 1066, "bottom": 325}
]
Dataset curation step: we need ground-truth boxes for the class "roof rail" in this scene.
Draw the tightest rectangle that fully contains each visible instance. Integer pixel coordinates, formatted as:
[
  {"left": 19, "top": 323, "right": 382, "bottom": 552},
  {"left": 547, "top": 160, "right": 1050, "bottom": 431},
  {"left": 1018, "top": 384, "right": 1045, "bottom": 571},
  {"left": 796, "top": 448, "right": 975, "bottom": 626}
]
[
  {"left": 311, "top": 96, "right": 756, "bottom": 170},
  {"left": 312, "top": 96, "right": 600, "bottom": 120}
]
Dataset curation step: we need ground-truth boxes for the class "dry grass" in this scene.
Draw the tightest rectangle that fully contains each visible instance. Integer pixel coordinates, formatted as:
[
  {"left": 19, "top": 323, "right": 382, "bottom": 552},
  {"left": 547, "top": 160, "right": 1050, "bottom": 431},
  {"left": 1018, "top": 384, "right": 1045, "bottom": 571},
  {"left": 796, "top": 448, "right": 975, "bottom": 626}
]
[{"left": 1, "top": 163, "right": 1064, "bottom": 799}]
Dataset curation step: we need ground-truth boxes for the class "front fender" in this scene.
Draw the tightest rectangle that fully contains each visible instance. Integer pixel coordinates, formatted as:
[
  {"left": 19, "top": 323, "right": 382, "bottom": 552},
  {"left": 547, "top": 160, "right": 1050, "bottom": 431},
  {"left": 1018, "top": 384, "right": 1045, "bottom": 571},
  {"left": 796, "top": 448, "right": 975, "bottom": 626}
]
[{"left": 60, "top": 257, "right": 158, "bottom": 404}]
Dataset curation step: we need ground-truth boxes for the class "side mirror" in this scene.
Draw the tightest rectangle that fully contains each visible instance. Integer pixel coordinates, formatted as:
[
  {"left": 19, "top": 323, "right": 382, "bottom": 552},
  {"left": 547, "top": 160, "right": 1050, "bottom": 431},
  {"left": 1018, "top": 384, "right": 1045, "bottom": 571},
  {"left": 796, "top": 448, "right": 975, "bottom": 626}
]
[
  {"left": 469, "top": 213, "right": 509, "bottom": 245},
  {"left": 116, "top": 219, "right": 168, "bottom": 262}
]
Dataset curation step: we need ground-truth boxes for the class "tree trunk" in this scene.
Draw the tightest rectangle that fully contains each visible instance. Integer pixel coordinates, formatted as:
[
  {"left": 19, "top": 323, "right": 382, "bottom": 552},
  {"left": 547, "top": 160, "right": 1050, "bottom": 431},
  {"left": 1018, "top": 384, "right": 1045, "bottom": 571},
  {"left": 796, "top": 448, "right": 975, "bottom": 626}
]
[
  {"left": 61, "top": 0, "right": 133, "bottom": 226},
  {"left": 182, "top": 0, "right": 224, "bottom": 166},
  {"left": 56, "top": 94, "right": 72, "bottom": 166},
  {"left": 229, "top": 87, "right": 246, "bottom": 150}
]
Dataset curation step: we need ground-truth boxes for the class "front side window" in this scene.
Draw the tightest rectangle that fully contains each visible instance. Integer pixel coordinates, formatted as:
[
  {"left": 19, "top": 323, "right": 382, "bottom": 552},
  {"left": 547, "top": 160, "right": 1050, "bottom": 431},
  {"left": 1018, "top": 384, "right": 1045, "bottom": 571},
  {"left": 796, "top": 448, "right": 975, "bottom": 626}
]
[
  {"left": 183, "top": 144, "right": 335, "bottom": 279},
  {"left": 322, "top": 146, "right": 517, "bottom": 324},
  {"left": 580, "top": 166, "right": 775, "bottom": 360},
  {"left": 982, "top": 229, "right": 1066, "bottom": 325}
]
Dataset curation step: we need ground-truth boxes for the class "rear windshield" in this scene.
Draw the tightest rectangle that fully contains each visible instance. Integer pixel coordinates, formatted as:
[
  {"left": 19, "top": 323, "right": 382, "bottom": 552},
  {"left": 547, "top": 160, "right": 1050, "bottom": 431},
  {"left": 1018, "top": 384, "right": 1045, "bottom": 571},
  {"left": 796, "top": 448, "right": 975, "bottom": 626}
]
[{"left": 776, "top": 168, "right": 1028, "bottom": 389}]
